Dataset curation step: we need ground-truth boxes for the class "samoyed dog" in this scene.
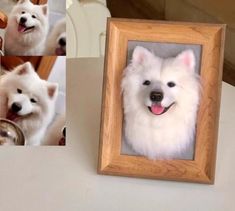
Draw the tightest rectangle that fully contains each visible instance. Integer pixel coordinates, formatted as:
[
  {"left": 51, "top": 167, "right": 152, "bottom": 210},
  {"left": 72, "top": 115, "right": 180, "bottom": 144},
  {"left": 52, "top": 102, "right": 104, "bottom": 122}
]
[
  {"left": 121, "top": 46, "right": 201, "bottom": 160},
  {"left": 0, "top": 62, "right": 58, "bottom": 146},
  {"left": 45, "top": 18, "right": 66, "bottom": 55},
  {"left": 4, "top": 0, "right": 49, "bottom": 55}
]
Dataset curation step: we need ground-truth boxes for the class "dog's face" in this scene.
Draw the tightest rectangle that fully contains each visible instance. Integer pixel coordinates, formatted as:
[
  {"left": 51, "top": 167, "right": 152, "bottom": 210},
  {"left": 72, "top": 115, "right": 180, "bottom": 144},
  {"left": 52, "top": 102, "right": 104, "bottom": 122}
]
[
  {"left": 122, "top": 46, "right": 198, "bottom": 116},
  {"left": 0, "top": 62, "right": 58, "bottom": 122},
  {"left": 52, "top": 19, "right": 66, "bottom": 55},
  {"left": 55, "top": 31, "right": 66, "bottom": 55},
  {"left": 10, "top": 0, "right": 48, "bottom": 35}
]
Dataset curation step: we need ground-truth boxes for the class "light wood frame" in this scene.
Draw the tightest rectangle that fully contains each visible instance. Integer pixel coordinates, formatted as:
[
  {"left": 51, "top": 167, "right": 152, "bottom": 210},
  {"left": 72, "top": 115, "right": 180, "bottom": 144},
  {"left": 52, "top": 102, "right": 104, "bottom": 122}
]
[
  {"left": 98, "top": 18, "right": 226, "bottom": 184},
  {"left": 37, "top": 56, "right": 57, "bottom": 80}
]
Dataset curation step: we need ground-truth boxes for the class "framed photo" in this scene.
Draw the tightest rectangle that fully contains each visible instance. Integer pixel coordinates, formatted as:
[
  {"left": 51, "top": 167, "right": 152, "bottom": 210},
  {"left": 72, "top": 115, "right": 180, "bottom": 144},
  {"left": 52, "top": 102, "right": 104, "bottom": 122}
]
[{"left": 98, "top": 18, "right": 225, "bottom": 184}]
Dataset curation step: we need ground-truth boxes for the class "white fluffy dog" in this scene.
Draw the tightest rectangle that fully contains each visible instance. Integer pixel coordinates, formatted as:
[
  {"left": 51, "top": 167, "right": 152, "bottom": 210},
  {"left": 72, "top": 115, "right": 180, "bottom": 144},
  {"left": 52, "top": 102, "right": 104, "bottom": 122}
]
[
  {"left": 45, "top": 18, "right": 66, "bottom": 55},
  {"left": 121, "top": 46, "right": 201, "bottom": 160},
  {"left": 0, "top": 62, "right": 58, "bottom": 145},
  {"left": 4, "top": 0, "right": 49, "bottom": 55}
]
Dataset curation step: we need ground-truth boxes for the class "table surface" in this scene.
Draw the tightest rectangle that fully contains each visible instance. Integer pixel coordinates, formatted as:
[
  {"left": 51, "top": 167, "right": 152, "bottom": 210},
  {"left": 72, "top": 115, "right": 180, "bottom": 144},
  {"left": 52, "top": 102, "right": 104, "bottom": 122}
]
[
  {"left": 67, "top": 58, "right": 235, "bottom": 211},
  {"left": 0, "top": 57, "right": 234, "bottom": 211}
]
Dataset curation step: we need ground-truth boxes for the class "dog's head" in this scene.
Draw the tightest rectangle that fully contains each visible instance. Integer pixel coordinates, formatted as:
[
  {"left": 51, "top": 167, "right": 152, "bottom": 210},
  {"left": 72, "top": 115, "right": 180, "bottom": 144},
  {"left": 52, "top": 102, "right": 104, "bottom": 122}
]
[
  {"left": 51, "top": 18, "right": 66, "bottom": 55},
  {"left": 55, "top": 31, "right": 66, "bottom": 56},
  {"left": 45, "top": 18, "right": 66, "bottom": 55},
  {"left": 0, "top": 62, "right": 58, "bottom": 123},
  {"left": 10, "top": 0, "right": 48, "bottom": 35},
  {"left": 122, "top": 46, "right": 200, "bottom": 117}
]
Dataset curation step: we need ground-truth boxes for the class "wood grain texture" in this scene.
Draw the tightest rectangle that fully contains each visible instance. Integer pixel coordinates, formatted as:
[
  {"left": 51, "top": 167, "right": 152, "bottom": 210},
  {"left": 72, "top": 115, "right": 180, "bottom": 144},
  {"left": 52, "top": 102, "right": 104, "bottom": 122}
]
[
  {"left": 98, "top": 18, "right": 225, "bottom": 184},
  {"left": 107, "top": 0, "right": 165, "bottom": 20},
  {"left": 1, "top": 56, "right": 56, "bottom": 80},
  {"left": 223, "top": 60, "right": 235, "bottom": 86},
  {"left": 38, "top": 0, "right": 48, "bottom": 4},
  {"left": 31, "top": 0, "right": 48, "bottom": 4},
  {"left": 0, "top": 11, "right": 7, "bottom": 29},
  {"left": 36, "top": 56, "right": 57, "bottom": 80},
  {"left": 0, "top": 11, "right": 7, "bottom": 50},
  {"left": 1, "top": 56, "right": 43, "bottom": 70},
  {"left": 108, "top": 1, "right": 235, "bottom": 86}
]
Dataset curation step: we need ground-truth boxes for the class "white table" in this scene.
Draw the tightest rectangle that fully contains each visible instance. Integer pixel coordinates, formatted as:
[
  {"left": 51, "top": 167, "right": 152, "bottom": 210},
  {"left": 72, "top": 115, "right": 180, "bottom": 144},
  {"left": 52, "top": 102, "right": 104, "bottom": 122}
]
[{"left": 66, "top": 58, "right": 235, "bottom": 211}]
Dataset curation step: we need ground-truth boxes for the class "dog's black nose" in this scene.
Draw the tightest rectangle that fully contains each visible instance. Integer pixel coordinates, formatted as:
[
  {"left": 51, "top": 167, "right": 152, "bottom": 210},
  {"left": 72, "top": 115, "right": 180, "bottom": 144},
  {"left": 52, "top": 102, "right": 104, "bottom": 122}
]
[
  {"left": 11, "top": 103, "right": 22, "bottom": 113},
  {"left": 20, "top": 17, "right": 27, "bottom": 24},
  {"left": 150, "top": 91, "right": 163, "bottom": 102},
  {"left": 59, "top": 38, "right": 66, "bottom": 47}
]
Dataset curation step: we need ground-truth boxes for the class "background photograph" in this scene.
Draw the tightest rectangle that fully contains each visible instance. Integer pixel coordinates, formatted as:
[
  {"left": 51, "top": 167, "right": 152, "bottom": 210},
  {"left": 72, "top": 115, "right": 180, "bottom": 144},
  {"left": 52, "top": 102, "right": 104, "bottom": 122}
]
[
  {"left": 0, "top": 0, "right": 66, "bottom": 55},
  {"left": 0, "top": 56, "right": 66, "bottom": 145}
]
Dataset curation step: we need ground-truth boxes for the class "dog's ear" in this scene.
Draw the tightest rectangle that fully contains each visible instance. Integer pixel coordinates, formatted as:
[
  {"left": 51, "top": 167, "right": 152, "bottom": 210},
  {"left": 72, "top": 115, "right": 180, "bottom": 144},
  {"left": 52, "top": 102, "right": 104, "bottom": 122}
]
[
  {"left": 17, "top": 0, "right": 30, "bottom": 4},
  {"left": 132, "top": 46, "right": 154, "bottom": 66},
  {"left": 41, "top": 5, "right": 48, "bottom": 16},
  {"left": 175, "top": 50, "right": 196, "bottom": 71},
  {"left": 47, "top": 83, "right": 58, "bottom": 99},
  {"left": 15, "top": 62, "right": 33, "bottom": 75}
]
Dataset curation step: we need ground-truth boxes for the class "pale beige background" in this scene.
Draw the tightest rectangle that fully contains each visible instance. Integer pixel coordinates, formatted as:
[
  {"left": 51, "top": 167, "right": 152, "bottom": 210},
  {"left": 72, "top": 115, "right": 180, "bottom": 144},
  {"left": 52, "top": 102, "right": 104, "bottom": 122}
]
[{"left": 0, "top": 58, "right": 234, "bottom": 211}]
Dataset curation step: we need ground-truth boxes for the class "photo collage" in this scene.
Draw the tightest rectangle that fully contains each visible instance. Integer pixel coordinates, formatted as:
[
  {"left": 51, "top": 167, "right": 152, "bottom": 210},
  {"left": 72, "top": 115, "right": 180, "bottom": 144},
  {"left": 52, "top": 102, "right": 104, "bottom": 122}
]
[{"left": 0, "top": 0, "right": 66, "bottom": 146}]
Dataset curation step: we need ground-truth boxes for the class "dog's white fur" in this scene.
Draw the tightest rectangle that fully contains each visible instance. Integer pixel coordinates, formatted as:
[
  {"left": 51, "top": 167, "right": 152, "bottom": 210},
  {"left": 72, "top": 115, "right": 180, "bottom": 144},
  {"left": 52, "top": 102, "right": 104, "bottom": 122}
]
[
  {"left": 42, "top": 114, "right": 65, "bottom": 145},
  {"left": 0, "top": 68, "right": 8, "bottom": 119},
  {"left": 121, "top": 46, "right": 200, "bottom": 159},
  {"left": 0, "top": 62, "right": 58, "bottom": 145},
  {"left": 44, "top": 18, "right": 66, "bottom": 55},
  {"left": 4, "top": 0, "right": 48, "bottom": 55}
]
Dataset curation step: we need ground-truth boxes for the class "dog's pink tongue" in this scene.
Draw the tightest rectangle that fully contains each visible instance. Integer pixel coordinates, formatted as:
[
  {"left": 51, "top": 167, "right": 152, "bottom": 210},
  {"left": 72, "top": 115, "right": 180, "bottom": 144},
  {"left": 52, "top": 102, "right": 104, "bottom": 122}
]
[
  {"left": 151, "top": 104, "right": 164, "bottom": 115},
  {"left": 6, "top": 111, "right": 19, "bottom": 122},
  {"left": 18, "top": 25, "right": 26, "bottom": 33}
]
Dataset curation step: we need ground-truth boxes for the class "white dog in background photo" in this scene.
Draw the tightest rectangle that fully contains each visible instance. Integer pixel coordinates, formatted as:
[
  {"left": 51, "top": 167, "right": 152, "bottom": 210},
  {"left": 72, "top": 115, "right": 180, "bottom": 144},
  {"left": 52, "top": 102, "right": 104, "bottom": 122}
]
[
  {"left": 45, "top": 18, "right": 66, "bottom": 55},
  {"left": 122, "top": 46, "right": 201, "bottom": 160},
  {"left": 4, "top": 0, "right": 49, "bottom": 55},
  {"left": 0, "top": 62, "right": 58, "bottom": 145}
]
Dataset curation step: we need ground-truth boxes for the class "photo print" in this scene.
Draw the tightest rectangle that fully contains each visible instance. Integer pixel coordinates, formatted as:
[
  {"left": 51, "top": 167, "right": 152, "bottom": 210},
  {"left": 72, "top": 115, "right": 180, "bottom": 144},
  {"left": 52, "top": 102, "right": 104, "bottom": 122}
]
[
  {"left": 0, "top": 0, "right": 66, "bottom": 56},
  {"left": 0, "top": 56, "right": 66, "bottom": 146},
  {"left": 121, "top": 41, "right": 202, "bottom": 160}
]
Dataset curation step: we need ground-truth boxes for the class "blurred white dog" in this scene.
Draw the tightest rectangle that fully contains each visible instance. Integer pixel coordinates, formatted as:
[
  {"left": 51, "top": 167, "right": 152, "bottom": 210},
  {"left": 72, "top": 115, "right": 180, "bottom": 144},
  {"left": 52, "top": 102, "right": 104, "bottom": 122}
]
[{"left": 45, "top": 18, "right": 66, "bottom": 55}]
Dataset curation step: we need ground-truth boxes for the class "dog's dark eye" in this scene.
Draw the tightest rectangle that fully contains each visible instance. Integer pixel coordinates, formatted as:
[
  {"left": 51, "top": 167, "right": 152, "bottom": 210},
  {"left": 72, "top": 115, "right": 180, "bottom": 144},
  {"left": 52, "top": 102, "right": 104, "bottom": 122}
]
[
  {"left": 30, "top": 98, "right": 37, "bottom": 103},
  {"left": 21, "top": 11, "right": 25, "bottom": 14},
  {"left": 17, "top": 89, "right": 22, "bottom": 94},
  {"left": 143, "top": 80, "right": 151, "bottom": 86},
  {"left": 32, "top": 15, "right": 36, "bottom": 19},
  {"left": 167, "top": 82, "right": 176, "bottom": 88}
]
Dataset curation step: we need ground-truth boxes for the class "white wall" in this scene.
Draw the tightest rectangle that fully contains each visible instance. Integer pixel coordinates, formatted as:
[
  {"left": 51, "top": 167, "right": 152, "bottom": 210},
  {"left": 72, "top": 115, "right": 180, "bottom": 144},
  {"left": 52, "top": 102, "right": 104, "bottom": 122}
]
[
  {"left": 48, "top": 56, "right": 66, "bottom": 93},
  {"left": 48, "top": 0, "right": 66, "bottom": 27},
  {"left": 48, "top": 56, "right": 66, "bottom": 114},
  {"left": 66, "top": 0, "right": 110, "bottom": 58}
]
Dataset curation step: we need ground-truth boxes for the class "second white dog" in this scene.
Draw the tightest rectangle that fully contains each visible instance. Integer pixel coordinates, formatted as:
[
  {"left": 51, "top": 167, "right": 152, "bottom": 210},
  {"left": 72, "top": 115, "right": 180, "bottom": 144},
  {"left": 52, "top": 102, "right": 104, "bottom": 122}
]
[{"left": 45, "top": 18, "right": 66, "bottom": 55}]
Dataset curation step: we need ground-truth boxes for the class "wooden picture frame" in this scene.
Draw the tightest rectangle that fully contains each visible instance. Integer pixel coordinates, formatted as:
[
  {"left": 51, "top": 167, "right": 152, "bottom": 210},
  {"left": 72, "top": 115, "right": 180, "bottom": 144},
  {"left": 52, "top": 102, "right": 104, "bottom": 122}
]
[{"left": 98, "top": 18, "right": 225, "bottom": 184}]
